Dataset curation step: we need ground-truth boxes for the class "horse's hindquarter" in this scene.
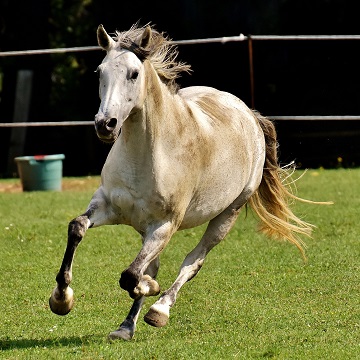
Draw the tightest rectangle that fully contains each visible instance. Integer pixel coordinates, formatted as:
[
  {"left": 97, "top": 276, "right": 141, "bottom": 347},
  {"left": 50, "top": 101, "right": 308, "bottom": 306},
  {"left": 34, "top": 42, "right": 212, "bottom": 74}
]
[{"left": 178, "top": 87, "right": 266, "bottom": 228}]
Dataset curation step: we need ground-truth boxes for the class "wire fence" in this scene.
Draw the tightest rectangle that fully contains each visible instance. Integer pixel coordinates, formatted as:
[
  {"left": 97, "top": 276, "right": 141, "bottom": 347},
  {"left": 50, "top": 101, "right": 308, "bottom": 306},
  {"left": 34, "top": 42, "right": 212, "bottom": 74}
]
[
  {"left": 1, "top": 34, "right": 360, "bottom": 57},
  {"left": 1, "top": 34, "right": 360, "bottom": 127},
  {"left": 1, "top": 116, "right": 360, "bottom": 128}
]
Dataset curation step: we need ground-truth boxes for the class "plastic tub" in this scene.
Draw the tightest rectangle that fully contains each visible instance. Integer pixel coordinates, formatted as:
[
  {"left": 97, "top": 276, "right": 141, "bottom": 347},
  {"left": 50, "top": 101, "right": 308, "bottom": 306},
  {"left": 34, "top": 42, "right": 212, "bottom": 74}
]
[{"left": 14, "top": 154, "right": 65, "bottom": 191}]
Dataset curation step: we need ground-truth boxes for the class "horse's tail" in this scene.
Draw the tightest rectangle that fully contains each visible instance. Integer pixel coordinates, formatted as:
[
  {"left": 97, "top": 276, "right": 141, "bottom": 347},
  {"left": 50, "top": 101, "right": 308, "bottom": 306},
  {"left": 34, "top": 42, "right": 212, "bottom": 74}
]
[{"left": 248, "top": 112, "right": 316, "bottom": 259}]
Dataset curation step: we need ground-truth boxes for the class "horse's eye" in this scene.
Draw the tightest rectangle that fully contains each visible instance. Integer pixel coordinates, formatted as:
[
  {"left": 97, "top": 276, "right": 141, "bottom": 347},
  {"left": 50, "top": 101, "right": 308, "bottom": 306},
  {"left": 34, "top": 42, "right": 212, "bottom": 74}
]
[{"left": 130, "top": 71, "right": 139, "bottom": 81}]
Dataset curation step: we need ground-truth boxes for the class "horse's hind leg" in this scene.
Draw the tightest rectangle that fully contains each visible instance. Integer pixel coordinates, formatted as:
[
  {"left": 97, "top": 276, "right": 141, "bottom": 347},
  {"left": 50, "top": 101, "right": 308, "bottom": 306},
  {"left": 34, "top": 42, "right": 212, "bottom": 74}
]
[
  {"left": 144, "top": 196, "right": 247, "bottom": 327},
  {"left": 108, "top": 257, "right": 159, "bottom": 341}
]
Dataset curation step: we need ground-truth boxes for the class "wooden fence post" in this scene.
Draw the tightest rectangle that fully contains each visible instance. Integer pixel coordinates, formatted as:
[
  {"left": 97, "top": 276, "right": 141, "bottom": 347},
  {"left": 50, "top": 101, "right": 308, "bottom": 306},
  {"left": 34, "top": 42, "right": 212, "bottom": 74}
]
[{"left": 6, "top": 70, "right": 33, "bottom": 176}]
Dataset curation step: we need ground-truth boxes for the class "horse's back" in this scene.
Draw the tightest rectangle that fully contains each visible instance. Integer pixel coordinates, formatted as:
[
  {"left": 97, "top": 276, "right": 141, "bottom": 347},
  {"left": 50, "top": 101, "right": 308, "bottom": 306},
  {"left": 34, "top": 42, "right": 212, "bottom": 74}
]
[{"left": 179, "top": 86, "right": 252, "bottom": 114}]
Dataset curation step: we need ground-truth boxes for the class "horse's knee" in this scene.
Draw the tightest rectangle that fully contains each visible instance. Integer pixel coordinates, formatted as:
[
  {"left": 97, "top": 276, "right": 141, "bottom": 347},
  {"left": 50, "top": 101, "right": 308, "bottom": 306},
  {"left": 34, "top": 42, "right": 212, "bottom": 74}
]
[
  {"left": 120, "top": 268, "right": 140, "bottom": 296},
  {"left": 68, "top": 215, "right": 90, "bottom": 243}
]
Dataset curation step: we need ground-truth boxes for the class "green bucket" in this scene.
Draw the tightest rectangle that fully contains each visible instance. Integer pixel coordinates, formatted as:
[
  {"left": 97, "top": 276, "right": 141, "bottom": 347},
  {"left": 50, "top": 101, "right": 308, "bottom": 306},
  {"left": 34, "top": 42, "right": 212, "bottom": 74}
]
[{"left": 15, "top": 154, "right": 65, "bottom": 191}]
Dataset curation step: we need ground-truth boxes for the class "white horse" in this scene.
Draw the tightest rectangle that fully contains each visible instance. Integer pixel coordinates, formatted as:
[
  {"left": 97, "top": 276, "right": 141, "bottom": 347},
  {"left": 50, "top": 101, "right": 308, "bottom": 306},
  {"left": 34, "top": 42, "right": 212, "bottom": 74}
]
[{"left": 50, "top": 23, "right": 316, "bottom": 340}]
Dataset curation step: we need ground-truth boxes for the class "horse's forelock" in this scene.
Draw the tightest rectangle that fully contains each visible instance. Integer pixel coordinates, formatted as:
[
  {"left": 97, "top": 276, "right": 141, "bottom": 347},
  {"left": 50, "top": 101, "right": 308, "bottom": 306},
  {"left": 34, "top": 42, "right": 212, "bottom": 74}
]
[
  {"left": 114, "top": 23, "right": 191, "bottom": 92},
  {"left": 113, "top": 24, "right": 164, "bottom": 60},
  {"left": 126, "top": 42, "right": 149, "bottom": 61}
]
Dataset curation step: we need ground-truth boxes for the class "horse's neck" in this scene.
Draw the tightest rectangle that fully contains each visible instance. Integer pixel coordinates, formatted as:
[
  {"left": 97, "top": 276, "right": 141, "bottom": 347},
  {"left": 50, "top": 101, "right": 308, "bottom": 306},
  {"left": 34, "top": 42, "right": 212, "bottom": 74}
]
[
  {"left": 142, "top": 61, "right": 182, "bottom": 142},
  {"left": 104, "top": 61, "right": 187, "bottom": 193},
  {"left": 125, "top": 61, "right": 184, "bottom": 148},
  {"left": 114, "top": 61, "right": 184, "bottom": 163}
]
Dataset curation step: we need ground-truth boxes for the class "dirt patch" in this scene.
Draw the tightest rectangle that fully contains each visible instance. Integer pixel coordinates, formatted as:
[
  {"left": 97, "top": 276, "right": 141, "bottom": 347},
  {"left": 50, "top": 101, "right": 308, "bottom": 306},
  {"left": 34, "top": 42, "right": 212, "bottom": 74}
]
[
  {"left": 62, "top": 177, "right": 101, "bottom": 192},
  {"left": 0, "top": 176, "right": 101, "bottom": 193},
  {"left": 0, "top": 182, "right": 22, "bottom": 193}
]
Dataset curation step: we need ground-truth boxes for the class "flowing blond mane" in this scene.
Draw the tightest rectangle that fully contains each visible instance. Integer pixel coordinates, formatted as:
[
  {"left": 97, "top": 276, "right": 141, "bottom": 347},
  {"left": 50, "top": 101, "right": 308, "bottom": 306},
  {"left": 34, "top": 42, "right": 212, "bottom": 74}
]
[{"left": 114, "top": 23, "right": 191, "bottom": 92}]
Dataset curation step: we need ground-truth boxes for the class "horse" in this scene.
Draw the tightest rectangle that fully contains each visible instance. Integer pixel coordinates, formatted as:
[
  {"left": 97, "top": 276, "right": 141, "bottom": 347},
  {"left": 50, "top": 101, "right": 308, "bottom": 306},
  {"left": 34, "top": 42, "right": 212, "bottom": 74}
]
[{"left": 49, "top": 23, "right": 317, "bottom": 341}]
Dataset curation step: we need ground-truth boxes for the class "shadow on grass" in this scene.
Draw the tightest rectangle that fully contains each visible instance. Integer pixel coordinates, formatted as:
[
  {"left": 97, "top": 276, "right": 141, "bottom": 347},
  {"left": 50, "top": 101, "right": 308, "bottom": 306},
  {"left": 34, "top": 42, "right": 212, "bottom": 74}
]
[{"left": 0, "top": 334, "right": 104, "bottom": 351}]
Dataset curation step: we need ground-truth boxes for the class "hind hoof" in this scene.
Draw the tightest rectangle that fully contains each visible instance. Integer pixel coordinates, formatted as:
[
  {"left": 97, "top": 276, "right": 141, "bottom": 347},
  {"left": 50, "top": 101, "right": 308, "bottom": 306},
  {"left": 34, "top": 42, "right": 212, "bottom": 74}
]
[
  {"left": 144, "top": 304, "right": 169, "bottom": 327},
  {"left": 108, "top": 327, "right": 134, "bottom": 341},
  {"left": 49, "top": 286, "right": 74, "bottom": 316}
]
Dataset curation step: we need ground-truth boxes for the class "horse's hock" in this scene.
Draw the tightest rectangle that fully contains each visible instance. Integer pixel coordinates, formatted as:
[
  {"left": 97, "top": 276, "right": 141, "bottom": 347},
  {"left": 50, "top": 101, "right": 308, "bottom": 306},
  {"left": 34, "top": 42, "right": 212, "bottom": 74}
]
[{"left": 15, "top": 154, "right": 65, "bottom": 191}]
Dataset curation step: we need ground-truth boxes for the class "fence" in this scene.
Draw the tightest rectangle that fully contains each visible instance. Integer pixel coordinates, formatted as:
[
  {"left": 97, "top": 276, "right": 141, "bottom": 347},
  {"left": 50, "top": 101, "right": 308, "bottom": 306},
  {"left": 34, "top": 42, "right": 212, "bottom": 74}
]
[
  {"left": 1, "top": 34, "right": 360, "bottom": 128},
  {"left": 2, "top": 33, "right": 360, "bottom": 173}
]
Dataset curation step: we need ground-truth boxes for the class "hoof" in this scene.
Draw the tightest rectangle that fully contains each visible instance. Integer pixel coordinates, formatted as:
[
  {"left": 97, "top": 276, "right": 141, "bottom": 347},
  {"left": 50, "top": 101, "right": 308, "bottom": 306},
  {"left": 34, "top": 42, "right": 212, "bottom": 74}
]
[
  {"left": 144, "top": 304, "right": 169, "bottom": 327},
  {"left": 133, "top": 275, "right": 160, "bottom": 298},
  {"left": 49, "top": 286, "right": 74, "bottom": 316},
  {"left": 108, "top": 328, "right": 134, "bottom": 341}
]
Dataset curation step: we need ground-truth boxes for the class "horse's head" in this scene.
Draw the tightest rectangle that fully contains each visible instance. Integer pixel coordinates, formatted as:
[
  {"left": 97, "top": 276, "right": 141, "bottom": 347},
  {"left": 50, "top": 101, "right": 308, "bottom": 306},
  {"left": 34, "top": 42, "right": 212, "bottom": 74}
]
[{"left": 94, "top": 25, "right": 151, "bottom": 143}]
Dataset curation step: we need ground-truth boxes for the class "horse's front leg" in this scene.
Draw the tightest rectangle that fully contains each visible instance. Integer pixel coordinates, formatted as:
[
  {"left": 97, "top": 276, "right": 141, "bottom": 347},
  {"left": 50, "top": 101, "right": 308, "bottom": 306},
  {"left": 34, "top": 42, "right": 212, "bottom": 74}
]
[
  {"left": 119, "top": 221, "right": 175, "bottom": 300},
  {"left": 108, "top": 257, "right": 159, "bottom": 341},
  {"left": 49, "top": 213, "right": 90, "bottom": 315},
  {"left": 49, "top": 187, "right": 110, "bottom": 316}
]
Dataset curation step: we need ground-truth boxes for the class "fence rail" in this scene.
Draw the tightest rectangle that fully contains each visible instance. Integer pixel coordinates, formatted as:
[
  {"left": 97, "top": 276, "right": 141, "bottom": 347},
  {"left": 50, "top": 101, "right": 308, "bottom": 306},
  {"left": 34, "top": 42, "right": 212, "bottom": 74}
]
[
  {"left": 1, "top": 33, "right": 360, "bottom": 126},
  {"left": 1, "top": 116, "right": 360, "bottom": 128},
  {"left": 0, "top": 121, "right": 94, "bottom": 128},
  {"left": 1, "top": 34, "right": 360, "bottom": 57}
]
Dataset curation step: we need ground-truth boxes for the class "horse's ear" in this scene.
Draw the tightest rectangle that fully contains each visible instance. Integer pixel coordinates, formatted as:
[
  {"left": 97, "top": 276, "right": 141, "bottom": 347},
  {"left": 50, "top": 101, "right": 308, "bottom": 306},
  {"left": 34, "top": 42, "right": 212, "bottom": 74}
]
[
  {"left": 97, "top": 24, "right": 116, "bottom": 51},
  {"left": 138, "top": 26, "right": 152, "bottom": 49}
]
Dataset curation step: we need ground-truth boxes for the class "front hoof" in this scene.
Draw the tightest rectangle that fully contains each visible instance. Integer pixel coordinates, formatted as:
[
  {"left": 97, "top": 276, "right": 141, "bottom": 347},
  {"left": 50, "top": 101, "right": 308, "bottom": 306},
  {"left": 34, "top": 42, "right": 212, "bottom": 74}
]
[
  {"left": 49, "top": 286, "right": 74, "bottom": 316},
  {"left": 144, "top": 304, "right": 169, "bottom": 327},
  {"left": 133, "top": 275, "right": 160, "bottom": 298}
]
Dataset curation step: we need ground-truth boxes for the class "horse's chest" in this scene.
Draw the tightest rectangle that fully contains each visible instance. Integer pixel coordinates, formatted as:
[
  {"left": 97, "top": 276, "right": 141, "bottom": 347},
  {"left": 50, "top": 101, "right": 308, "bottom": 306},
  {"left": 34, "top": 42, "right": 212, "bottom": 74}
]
[
  {"left": 106, "top": 183, "right": 169, "bottom": 231},
  {"left": 107, "top": 186, "right": 147, "bottom": 222}
]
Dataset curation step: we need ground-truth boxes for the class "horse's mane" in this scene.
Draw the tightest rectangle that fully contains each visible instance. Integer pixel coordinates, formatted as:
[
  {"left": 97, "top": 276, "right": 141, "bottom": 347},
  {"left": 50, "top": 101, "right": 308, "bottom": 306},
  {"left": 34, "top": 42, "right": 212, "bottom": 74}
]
[{"left": 114, "top": 23, "right": 191, "bottom": 93}]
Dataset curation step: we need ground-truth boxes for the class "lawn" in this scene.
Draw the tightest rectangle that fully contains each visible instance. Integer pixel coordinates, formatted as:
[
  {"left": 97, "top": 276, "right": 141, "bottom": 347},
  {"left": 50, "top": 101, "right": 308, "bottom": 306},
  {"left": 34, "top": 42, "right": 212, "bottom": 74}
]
[{"left": 0, "top": 169, "right": 359, "bottom": 359}]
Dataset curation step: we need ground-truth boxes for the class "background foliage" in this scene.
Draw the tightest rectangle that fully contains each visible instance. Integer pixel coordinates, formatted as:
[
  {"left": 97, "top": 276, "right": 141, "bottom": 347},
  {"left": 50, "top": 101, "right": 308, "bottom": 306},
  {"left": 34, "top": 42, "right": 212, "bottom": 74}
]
[{"left": 1, "top": 0, "right": 360, "bottom": 176}]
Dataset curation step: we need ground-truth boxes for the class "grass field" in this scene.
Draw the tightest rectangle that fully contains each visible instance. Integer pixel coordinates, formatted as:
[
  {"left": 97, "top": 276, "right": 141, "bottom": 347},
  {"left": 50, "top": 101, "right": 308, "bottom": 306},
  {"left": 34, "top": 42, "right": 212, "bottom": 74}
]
[{"left": 0, "top": 169, "right": 359, "bottom": 359}]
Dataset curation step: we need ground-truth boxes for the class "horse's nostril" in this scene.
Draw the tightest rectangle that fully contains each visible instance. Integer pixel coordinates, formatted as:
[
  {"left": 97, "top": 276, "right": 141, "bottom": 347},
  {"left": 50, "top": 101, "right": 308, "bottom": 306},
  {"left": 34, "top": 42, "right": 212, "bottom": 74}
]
[{"left": 107, "top": 118, "right": 117, "bottom": 130}]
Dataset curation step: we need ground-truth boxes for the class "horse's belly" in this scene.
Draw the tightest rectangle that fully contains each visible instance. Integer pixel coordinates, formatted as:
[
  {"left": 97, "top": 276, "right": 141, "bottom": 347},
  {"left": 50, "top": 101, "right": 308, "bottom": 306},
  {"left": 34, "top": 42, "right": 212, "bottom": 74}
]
[
  {"left": 179, "top": 149, "right": 264, "bottom": 230},
  {"left": 179, "top": 183, "right": 245, "bottom": 229},
  {"left": 180, "top": 207, "right": 221, "bottom": 229}
]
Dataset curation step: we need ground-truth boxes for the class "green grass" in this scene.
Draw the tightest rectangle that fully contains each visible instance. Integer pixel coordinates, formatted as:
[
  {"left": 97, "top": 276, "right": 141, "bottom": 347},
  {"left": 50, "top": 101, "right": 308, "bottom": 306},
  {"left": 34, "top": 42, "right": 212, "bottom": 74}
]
[{"left": 0, "top": 169, "right": 359, "bottom": 359}]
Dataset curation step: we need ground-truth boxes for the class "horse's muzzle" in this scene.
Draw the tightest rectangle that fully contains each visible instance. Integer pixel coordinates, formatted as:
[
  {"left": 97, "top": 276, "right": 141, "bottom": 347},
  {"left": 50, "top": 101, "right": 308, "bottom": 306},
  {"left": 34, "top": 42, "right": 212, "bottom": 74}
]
[{"left": 95, "top": 115, "right": 119, "bottom": 143}]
